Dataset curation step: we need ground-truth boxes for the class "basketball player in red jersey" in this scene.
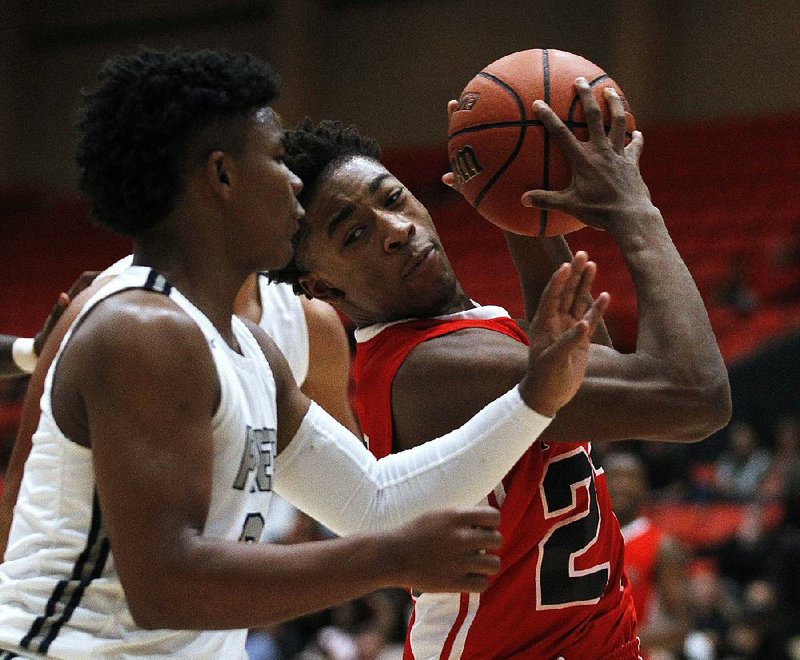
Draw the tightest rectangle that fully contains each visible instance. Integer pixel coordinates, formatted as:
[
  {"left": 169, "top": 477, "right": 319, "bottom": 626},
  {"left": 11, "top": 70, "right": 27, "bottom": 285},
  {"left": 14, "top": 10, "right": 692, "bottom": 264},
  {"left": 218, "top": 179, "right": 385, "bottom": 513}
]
[
  {"left": 605, "top": 452, "right": 690, "bottom": 658},
  {"left": 271, "top": 78, "right": 730, "bottom": 659}
]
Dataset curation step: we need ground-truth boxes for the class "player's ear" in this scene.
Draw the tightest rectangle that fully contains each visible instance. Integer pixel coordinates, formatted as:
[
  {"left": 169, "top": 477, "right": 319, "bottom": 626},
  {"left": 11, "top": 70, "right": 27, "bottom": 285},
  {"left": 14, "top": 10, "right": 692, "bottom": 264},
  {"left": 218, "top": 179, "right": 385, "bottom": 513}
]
[
  {"left": 206, "top": 151, "right": 234, "bottom": 197},
  {"left": 298, "top": 274, "right": 344, "bottom": 302}
]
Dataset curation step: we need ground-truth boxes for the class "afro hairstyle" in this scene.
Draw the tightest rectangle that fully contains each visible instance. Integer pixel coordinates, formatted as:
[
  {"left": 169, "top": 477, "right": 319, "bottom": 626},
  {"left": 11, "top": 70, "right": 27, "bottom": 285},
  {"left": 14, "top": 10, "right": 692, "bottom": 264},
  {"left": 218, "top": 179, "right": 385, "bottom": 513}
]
[{"left": 76, "top": 47, "right": 280, "bottom": 236}]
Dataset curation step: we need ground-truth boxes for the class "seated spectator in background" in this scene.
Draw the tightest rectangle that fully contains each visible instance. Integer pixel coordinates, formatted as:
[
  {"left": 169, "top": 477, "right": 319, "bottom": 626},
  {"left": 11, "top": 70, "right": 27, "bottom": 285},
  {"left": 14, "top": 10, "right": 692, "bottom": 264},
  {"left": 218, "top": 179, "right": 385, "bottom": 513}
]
[
  {"left": 765, "top": 461, "right": 800, "bottom": 652},
  {"left": 685, "top": 561, "right": 739, "bottom": 660},
  {"left": 605, "top": 452, "right": 691, "bottom": 658},
  {"left": 721, "top": 579, "right": 789, "bottom": 660},
  {"left": 714, "top": 503, "right": 775, "bottom": 593},
  {"left": 247, "top": 508, "right": 408, "bottom": 660},
  {"left": 712, "top": 252, "right": 759, "bottom": 317},
  {"left": 761, "top": 416, "right": 800, "bottom": 501},
  {"left": 715, "top": 421, "right": 772, "bottom": 500}
]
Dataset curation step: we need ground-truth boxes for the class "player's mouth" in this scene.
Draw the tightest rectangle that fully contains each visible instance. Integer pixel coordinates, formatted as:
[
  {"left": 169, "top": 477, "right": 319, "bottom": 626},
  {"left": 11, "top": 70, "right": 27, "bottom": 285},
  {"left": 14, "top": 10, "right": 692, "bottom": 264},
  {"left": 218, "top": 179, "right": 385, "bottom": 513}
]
[
  {"left": 401, "top": 244, "right": 436, "bottom": 280},
  {"left": 289, "top": 203, "right": 304, "bottom": 234}
]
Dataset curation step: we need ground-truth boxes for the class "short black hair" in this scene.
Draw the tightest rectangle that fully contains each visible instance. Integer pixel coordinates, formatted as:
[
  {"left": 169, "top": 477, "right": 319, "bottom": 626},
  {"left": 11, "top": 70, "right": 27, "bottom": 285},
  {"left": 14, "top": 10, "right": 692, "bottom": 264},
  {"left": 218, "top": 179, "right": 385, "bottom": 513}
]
[
  {"left": 76, "top": 47, "right": 280, "bottom": 236},
  {"left": 269, "top": 117, "right": 381, "bottom": 294}
]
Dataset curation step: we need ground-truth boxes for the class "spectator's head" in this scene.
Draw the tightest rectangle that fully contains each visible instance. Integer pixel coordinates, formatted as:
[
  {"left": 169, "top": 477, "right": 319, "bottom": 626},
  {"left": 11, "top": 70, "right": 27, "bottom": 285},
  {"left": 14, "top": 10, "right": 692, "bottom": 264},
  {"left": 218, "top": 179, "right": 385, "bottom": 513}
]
[
  {"left": 728, "top": 421, "right": 759, "bottom": 460},
  {"left": 775, "top": 416, "right": 800, "bottom": 454},
  {"left": 604, "top": 452, "right": 648, "bottom": 526}
]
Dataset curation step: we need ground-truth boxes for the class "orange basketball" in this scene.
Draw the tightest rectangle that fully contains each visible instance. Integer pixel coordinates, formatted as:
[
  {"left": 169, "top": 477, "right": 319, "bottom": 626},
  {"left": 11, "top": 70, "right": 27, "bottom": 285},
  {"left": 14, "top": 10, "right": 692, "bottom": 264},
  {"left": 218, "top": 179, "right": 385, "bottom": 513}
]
[{"left": 447, "top": 48, "right": 635, "bottom": 236}]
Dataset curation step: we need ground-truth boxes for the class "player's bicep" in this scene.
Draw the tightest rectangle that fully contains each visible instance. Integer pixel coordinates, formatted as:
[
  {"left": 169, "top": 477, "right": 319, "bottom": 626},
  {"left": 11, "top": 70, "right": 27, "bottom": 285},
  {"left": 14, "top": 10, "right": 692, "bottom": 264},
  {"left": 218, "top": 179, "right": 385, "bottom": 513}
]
[
  {"left": 75, "top": 301, "right": 219, "bottom": 594},
  {"left": 392, "top": 330, "right": 528, "bottom": 450}
]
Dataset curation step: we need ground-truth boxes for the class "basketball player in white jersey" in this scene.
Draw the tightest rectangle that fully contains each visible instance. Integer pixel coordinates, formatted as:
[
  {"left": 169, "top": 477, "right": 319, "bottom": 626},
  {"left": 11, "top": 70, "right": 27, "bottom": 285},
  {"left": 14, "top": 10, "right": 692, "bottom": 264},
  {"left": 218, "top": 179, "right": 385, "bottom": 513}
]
[
  {"left": 0, "top": 264, "right": 356, "bottom": 556},
  {"left": 0, "top": 48, "right": 608, "bottom": 658}
]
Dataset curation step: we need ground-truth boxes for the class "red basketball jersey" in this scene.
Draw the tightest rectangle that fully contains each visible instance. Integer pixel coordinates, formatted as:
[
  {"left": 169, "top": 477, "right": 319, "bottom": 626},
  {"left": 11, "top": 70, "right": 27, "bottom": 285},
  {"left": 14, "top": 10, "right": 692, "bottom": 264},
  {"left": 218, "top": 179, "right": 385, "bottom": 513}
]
[
  {"left": 353, "top": 306, "right": 639, "bottom": 659},
  {"left": 620, "top": 517, "right": 663, "bottom": 628}
]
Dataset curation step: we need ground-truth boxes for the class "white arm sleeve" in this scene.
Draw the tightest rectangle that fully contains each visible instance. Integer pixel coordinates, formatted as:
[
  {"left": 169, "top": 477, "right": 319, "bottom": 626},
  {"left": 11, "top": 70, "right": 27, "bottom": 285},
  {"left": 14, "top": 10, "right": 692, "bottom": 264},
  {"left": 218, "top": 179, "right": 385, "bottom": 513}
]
[{"left": 274, "top": 386, "right": 550, "bottom": 535}]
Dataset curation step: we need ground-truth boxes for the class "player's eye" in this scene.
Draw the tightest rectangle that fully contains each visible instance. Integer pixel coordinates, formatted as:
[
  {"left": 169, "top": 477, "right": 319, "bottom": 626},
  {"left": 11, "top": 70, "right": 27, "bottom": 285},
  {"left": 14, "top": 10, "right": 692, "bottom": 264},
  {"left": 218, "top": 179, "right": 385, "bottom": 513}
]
[
  {"left": 384, "top": 187, "right": 404, "bottom": 207},
  {"left": 343, "top": 225, "right": 366, "bottom": 247}
]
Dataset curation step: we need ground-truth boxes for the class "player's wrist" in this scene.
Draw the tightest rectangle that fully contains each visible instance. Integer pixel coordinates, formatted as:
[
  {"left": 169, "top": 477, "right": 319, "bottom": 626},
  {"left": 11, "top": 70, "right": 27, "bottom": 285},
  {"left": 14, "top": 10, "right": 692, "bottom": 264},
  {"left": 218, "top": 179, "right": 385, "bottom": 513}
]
[
  {"left": 11, "top": 337, "right": 37, "bottom": 374},
  {"left": 515, "top": 381, "right": 558, "bottom": 419},
  {"left": 606, "top": 203, "right": 664, "bottom": 241},
  {"left": 372, "top": 527, "right": 411, "bottom": 588}
]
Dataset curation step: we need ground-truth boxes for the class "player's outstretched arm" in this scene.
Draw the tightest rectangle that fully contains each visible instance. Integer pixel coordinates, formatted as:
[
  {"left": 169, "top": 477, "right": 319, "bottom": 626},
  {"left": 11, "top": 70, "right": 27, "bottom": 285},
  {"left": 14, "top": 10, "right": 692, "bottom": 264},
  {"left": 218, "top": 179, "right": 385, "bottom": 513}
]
[
  {"left": 519, "top": 78, "right": 731, "bottom": 441},
  {"left": 60, "top": 293, "right": 503, "bottom": 630},
  {"left": 264, "top": 255, "right": 607, "bottom": 535},
  {"left": 0, "top": 271, "right": 98, "bottom": 379}
]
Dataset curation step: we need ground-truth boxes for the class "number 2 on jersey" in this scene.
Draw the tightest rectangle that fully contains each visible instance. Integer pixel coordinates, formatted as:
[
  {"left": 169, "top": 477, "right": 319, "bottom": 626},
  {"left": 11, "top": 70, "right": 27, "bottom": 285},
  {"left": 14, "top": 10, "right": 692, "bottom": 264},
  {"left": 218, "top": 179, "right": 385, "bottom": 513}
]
[{"left": 536, "top": 448, "right": 610, "bottom": 609}]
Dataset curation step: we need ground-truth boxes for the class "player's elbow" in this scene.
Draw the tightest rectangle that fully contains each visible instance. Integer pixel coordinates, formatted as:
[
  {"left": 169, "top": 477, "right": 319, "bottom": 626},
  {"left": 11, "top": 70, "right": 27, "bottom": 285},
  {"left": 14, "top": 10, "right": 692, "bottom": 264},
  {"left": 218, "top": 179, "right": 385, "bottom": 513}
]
[
  {"left": 121, "top": 559, "right": 208, "bottom": 630},
  {"left": 671, "top": 370, "right": 732, "bottom": 442},
  {"left": 701, "top": 374, "right": 732, "bottom": 435},
  {"left": 128, "top": 599, "right": 167, "bottom": 630}
]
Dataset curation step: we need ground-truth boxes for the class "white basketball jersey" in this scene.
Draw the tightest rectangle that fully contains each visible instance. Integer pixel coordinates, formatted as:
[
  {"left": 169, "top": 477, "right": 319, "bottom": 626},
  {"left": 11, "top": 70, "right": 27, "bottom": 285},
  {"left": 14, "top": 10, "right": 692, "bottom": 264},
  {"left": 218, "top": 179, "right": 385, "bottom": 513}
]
[
  {"left": 256, "top": 274, "right": 309, "bottom": 386},
  {"left": 0, "top": 266, "right": 278, "bottom": 658}
]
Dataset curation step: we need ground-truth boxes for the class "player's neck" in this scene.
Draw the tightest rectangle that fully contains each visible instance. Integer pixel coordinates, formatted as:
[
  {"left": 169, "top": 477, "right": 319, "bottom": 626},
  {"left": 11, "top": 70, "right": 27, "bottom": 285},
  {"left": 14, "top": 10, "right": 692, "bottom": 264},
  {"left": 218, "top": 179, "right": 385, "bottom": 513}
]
[
  {"left": 132, "top": 225, "right": 250, "bottom": 345},
  {"left": 350, "top": 286, "right": 473, "bottom": 328},
  {"left": 233, "top": 274, "right": 262, "bottom": 324}
]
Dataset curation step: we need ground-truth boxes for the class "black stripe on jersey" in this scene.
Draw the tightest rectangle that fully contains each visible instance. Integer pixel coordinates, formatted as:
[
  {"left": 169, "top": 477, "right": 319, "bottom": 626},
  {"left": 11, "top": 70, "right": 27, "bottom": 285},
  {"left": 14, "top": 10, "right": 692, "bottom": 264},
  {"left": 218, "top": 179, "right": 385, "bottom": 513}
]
[
  {"left": 20, "top": 491, "right": 111, "bottom": 654},
  {"left": 144, "top": 268, "right": 173, "bottom": 296}
]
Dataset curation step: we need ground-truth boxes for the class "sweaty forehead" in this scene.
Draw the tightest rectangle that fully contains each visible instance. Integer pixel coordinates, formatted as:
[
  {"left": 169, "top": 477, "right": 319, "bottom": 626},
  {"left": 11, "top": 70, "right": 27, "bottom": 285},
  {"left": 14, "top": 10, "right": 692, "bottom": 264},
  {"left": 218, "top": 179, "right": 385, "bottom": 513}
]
[
  {"left": 306, "top": 156, "right": 392, "bottom": 224},
  {"left": 323, "top": 156, "right": 390, "bottom": 196}
]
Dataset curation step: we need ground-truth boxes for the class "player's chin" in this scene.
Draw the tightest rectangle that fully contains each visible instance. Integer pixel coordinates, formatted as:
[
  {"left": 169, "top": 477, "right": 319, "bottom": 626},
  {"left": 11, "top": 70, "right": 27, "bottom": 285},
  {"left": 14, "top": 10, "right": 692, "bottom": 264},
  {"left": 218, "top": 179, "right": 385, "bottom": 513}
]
[{"left": 259, "top": 242, "right": 295, "bottom": 272}]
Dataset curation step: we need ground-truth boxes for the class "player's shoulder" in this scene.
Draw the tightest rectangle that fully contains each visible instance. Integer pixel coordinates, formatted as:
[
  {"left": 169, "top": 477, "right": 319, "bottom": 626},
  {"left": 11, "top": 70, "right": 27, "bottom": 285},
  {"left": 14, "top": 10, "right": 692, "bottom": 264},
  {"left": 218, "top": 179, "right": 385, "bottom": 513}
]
[
  {"left": 301, "top": 295, "right": 342, "bottom": 327},
  {"left": 69, "top": 289, "right": 210, "bottom": 367}
]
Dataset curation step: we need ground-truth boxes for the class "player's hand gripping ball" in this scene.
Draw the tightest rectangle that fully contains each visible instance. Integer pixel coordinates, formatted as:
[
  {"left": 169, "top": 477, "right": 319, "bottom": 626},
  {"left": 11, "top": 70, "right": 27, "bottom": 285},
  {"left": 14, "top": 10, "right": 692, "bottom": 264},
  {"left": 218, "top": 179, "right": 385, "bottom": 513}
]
[{"left": 447, "top": 48, "right": 636, "bottom": 236}]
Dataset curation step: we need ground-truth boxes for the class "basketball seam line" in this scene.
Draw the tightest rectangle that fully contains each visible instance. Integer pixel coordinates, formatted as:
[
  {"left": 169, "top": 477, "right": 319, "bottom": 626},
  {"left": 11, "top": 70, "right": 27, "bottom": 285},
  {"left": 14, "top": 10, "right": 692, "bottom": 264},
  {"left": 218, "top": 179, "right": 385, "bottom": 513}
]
[
  {"left": 472, "top": 71, "right": 527, "bottom": 209},
  {"left": 447, "top": 120, "right": 630, "bottom": 140}
]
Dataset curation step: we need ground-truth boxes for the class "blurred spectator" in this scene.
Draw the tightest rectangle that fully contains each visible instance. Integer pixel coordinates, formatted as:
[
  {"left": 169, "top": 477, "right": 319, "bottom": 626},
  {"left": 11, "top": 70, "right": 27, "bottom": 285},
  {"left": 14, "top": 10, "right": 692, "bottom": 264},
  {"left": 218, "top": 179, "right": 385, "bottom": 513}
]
[
  {"left": 761, "top": 416, "right": 800, "bottom": 501},
  {"left": 685, "top": 561, "right": 739, "bottom": 660},
  {"left": 247, "top": 505, "right": 408, "bottom": 660},
  {"left": 714, "top": 503, "right": 774, "bottom": 593},
  {"left": 712, "top": 252, "right": 759, "bottom": 317},
  {"left": 605, "top": 452, "right": 691, "bottom": 658},
  {"left": 715, "top": 421, "right": 772, "bottom": 501},
  {"left": 764, "top": 462, "right": 800, "bottom": 654}
]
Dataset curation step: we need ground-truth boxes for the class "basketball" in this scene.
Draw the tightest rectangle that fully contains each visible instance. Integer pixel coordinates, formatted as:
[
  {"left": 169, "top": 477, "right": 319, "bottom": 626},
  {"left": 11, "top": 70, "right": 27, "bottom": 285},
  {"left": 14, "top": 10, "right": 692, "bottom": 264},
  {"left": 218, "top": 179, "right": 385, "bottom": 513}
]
[{"left": 447, "top": 48, "right": 636, "bottom": 236}]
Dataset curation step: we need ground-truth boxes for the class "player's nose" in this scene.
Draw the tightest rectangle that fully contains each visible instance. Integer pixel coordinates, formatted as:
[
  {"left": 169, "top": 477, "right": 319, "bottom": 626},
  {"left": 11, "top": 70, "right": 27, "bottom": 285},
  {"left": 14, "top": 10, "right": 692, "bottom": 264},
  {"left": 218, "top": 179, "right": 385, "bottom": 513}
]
[
  {"left": 287, "top": 167, "right": 303, "bottom": 196},
  {"left": 382, "top": 214, "right": 415, "bottom": 253}
]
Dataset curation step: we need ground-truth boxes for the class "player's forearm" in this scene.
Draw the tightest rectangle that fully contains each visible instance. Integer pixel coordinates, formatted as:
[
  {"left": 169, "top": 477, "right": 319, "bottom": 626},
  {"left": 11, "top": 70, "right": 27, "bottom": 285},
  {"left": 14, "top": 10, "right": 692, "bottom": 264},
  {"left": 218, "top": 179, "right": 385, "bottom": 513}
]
[
  {"left": 610, "top": 206, "right": 730, "bottom": 429},
  {"left": 125, "top": 532, "right": 393, "bottom": 630},
  {"left": 275, "top": 390, "right": 550, "bottom": 535},
  {"left": 504, "top": 233, "right": 571, "bottom": 320},
  {"left": 505, "top": 233, "right": 612, "bottom": 346}
]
